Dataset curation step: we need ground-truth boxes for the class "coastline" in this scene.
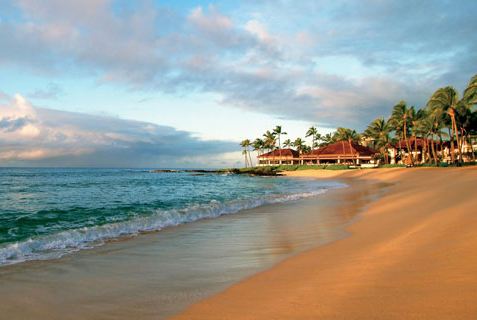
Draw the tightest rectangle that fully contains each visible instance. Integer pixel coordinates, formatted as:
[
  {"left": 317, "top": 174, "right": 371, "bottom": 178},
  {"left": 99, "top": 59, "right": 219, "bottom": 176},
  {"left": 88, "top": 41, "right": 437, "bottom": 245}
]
[
  {"left": 172, "top": 167, "right": 477, "bottom": 319},
  {"left": 0, "top": 174, "right": 377, "bottom": 319}
]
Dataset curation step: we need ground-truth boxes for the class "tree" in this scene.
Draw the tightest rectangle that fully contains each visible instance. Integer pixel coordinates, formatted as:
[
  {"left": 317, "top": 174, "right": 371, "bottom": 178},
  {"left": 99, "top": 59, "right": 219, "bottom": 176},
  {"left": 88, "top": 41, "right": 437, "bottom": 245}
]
[
  {"left": 292, "top": 138, "right": 306, "bottom": 154},
  {"left": 427, "top": 87, "right": 462, "bottom": 163},
  {"left": 306, "top": 126, "right": 319, "bottom": 150},
  {"left": 240, "top": 139, "right": 252, "bottom": 167},
  {"left": 333, "top": 127, "right": 360, "bottom": 164},
  {"left": 364, "top": 117, "right": 391, "bottom": 164},
  {"left": 252, "top": 138, "right": 265, "bottom": 162},
  {"left": 409, "top": 107, "right": 429, "bottom": 163},
  {"left": 320, "top": 133, "right": 334, "bottom": 147},
  {"left": 273, "top": 126, "right": 287, "bottom": 150},
  {"left": 283, "top": 139, "right": 292, "bottom": 148},
  {"left": 463, "top": 74, "right": 477, "bottom": 106},
  {"left": 262, "top": 130, "right": 276, "bottom": 152},
  {"left": 389, "top": 101, "right": 414, "bottom": 165},
  {"left": 273, "top": 125, "right": 287, "bottom": 164}
]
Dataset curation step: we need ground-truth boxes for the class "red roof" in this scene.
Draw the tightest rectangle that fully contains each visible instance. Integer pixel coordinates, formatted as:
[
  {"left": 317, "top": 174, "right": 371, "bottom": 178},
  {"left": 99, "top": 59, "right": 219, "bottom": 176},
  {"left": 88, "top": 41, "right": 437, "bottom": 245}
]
[
  {"left": 258, "top": 148, "right": 299, "bottom": 158},
  {"left": 305, "top": 141, "right": 376, "bottom": 157}
]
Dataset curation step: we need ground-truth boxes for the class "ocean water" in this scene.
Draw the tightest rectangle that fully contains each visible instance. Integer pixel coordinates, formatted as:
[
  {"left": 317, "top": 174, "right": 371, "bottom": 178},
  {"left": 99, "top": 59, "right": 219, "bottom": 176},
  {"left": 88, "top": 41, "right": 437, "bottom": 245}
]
[{"left": 0, "top": 168, "right": 345, "bottom": 266}]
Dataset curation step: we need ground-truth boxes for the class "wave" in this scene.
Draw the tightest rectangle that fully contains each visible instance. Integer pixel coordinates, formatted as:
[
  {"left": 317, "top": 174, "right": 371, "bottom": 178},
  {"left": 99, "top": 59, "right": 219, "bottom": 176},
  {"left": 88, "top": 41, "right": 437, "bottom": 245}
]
[{"left": 0, "top": 186, "right": 344, "bottom": 266}]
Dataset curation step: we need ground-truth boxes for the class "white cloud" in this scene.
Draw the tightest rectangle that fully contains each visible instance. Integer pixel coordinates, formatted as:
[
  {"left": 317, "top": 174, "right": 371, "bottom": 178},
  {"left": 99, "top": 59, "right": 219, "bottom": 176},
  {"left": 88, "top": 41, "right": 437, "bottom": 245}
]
[
  {"left": 0, "top": 0, "right": 476, "bottom": 130},
  {"left": 188, "top": 6, "right": 233, "bottom": 31},
  {"left": 0, "top": 94, "right": 236, "bottom": 166}
]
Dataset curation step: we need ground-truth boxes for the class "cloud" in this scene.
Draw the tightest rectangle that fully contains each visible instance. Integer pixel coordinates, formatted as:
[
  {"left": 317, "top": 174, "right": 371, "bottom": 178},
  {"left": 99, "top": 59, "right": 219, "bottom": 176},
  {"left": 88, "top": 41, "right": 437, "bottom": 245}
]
[
  {"left": 0, "top": 94, "right": 237, "bottom": 167},
  {"left": 0, "top": 0, "right": 476, "bottom": 129}
]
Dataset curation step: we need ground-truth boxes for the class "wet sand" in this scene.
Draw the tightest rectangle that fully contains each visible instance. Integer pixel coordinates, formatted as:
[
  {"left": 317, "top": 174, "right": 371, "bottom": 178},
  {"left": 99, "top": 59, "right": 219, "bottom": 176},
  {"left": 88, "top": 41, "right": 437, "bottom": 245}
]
[
  {"left": 0, "top": 177, "right": 384, "bottom": 319},
  {"left": 173, "top": 167, "right": 477, "bottom": 319}
]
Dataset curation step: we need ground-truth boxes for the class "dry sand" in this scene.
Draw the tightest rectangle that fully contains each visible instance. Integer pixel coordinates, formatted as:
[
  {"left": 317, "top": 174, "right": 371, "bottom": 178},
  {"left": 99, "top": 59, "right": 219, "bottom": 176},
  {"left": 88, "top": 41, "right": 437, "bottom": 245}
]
[{"left": 172, "top": 167, "right": 477, "bottom": 319}]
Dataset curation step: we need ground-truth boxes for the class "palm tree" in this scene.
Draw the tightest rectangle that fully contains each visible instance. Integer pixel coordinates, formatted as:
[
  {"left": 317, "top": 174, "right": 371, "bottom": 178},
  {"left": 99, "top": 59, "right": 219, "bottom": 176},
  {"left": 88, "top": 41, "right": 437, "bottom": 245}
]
[
  {"left": 463, "top": 74, "right": 477, "bottom": 106},
  {"left": 262, "top": 130, "right": 276, "bottom": 152},
  {"left": 273, "top": 125, "right": 287, "bottom": 164},
  {"left": 364, "top": 117, "right": 391, "bottom": 164},
  {"left": 426, "top": 73, "right": 477, "bottom": 164},
  {"left": 252, "top": 138, "right": 265, "bottom": 164},
  {"left": 409, "top": 107, "right": 429, "bottom": 163},
  {"left": 460, "top": 74, "right": 477, "bottom": 160},
  {"left": 413, "top": 109, "right": 435, "bottom": 164},
  {"left": 334, "top": 127, "right": 360, "bottom": 164},
  {"left": 306, "top": 126, "right": 318, "bottom": 150},
  {"left": 273, "top": 126, "right": 287, "bottom": 150},
  {"left": 389, "top": 101, "right": 414, "bottom": 165},
  {"left": 427, "top": 87, "right": 462, "bottom": 163},
  {"left": 292, "top": 138, "right": 306, "bottom": 154},
  {"left": 283, "top": 139, "right": 292, "bottom": 148},
  {"left": 320, "top": 133, "right": 334, "bottom": 147},
  {"left": 240, "top": 139, "right": 252, "bottom": 167}
]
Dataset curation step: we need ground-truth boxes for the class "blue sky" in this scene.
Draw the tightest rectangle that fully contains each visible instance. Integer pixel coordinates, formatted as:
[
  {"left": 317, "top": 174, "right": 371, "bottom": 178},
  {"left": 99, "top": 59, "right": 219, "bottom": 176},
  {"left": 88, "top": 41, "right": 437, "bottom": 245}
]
[{"left": 0, "top": 0, "right": 476, "bottom": 167}]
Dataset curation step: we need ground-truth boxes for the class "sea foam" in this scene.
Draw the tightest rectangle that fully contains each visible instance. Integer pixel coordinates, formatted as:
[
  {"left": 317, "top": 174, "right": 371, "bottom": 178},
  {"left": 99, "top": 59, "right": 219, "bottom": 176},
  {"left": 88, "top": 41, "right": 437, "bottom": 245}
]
[{"left": 0, "top": 187, "right": 343, "bottom": 266}]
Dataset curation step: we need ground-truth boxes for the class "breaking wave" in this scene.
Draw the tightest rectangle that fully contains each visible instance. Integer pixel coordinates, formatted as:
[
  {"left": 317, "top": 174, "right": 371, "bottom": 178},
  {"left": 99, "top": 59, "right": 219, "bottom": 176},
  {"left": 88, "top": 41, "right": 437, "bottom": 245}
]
[{"left": 0, "top": 187, "right": 342, "bottom": 266}]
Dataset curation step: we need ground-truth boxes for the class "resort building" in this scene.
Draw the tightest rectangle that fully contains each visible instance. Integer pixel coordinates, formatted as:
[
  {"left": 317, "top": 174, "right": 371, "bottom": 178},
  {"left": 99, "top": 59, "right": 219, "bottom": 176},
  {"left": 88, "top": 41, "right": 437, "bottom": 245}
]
[
  {"left": 391, "top": 137, "right": 476, "bottom": 164},
  {"left": 257, "top": 141, "right": 377, "bottom": 166},
  {"left": 257, "top": 148, "right": 300, "bottom": 166}
]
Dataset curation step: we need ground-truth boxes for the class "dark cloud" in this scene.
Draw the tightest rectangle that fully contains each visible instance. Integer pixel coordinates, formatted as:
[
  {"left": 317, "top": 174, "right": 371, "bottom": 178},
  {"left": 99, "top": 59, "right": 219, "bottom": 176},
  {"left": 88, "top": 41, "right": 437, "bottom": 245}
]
[{"left": 0, "top": 116, "right": 31, "bottom": 132}]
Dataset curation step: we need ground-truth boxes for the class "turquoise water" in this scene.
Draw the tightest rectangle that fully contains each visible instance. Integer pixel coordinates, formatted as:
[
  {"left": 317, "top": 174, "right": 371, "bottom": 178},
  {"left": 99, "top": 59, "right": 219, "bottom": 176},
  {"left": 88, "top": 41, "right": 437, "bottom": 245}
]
[{"left": 0, "top": 168, "right": 344, "bottom": 266}]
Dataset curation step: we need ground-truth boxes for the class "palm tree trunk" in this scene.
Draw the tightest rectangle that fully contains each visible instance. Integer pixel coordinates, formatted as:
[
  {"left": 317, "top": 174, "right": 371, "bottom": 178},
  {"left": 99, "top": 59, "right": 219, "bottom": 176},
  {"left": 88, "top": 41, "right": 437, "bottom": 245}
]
[
  {"left": 413, "top": 134, "right": 418, "bottom": 163},
  {"left": 470, "top": 134, "right": 476, "bottom": 161},
  {"left": 348, "top": 139, "right": 355, "bottom": 165},
  {"left": 422, "top": 138, "right": 427, "bottom": 163},
  {"left": 430, "top": 137, "right": 438, "bottom": 166},
  {"left": 403, "top": 121, "right": 413, "bottom": 165},
  {"left": 451, "top": 115, "right": 463, "bottom": 164},
  {"left": 448, "top": 127, "right": 455, "bottom": 163}
]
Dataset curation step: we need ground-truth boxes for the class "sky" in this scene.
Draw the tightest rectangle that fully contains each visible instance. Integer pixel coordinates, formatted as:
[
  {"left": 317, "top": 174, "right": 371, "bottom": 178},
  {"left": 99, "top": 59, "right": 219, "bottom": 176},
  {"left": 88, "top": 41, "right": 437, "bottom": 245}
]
[{"left": 0, "top": 0, "right": 476, "bottom": 167}]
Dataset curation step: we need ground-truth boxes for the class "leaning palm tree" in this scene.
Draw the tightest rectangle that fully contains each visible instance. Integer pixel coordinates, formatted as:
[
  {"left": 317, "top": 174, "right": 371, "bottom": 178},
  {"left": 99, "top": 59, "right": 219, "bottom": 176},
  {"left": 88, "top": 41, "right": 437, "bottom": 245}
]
[
  {"left": 426, "top": 73, "right": 477, "bottom": 164},
  {"left": 427, "top": 87, "right": 462, "bottom": 163},
  {"left": 363, "top": 117, "right": 391, "bottom": 164},
  {"left": 240, "top": 139, "right": 253, "bottom": 167},
  {"left": 389, "top": 101, "right": 414, "bottom": 165},
  {"left": 306, "top": 126, "right": 318, "bottom": 150}
]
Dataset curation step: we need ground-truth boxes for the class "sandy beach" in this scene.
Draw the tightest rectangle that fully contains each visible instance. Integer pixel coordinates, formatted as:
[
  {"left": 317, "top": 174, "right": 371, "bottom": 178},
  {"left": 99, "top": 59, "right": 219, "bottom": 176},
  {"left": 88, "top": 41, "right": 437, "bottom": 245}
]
[
  {"left": 173, "top": 167, "right": 477, "bottom": 319},
  {"left": 0, "top": 173, "right": 377, "bottom": 320}
]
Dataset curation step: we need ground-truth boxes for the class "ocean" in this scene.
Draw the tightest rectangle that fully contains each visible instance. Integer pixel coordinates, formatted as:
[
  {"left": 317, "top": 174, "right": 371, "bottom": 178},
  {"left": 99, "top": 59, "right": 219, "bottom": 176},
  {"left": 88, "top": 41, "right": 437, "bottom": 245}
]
[{"left": 0, "top": 168, "right": 345, "bottom": 266}]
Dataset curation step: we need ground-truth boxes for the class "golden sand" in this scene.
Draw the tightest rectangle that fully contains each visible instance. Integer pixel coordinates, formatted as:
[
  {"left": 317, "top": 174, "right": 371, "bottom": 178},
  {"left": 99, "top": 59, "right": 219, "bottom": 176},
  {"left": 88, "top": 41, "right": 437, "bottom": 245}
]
[{"left": 172, "top": 167, "right": 477, "bottom": 319}]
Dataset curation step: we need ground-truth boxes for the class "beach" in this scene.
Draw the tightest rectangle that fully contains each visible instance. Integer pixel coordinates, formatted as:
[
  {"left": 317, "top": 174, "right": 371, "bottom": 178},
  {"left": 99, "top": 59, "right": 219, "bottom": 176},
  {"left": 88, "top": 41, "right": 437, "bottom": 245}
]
[
  {"left": 0, "top": 169, "right": 380, "bottom": 319},
  {"left": 173, "top": 167, "right": 477, "bottom": 319}
]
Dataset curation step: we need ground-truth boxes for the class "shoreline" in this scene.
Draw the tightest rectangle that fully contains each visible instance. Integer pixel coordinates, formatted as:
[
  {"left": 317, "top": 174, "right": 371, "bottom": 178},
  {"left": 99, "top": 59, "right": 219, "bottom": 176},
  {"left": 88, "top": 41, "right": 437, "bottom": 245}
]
[
  {"left": 0, "top": 174, "right": 373, "bottom": 319},
  {"left": 172, "top": 167, "right": 477, "bottom": 319}
]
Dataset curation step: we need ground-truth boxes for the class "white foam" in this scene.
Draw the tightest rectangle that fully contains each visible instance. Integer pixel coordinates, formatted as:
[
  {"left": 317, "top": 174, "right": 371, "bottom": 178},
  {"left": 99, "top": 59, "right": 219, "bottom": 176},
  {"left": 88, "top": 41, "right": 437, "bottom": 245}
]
[{"left": 0, "top": 186, "right": 344, "bottom": 266}]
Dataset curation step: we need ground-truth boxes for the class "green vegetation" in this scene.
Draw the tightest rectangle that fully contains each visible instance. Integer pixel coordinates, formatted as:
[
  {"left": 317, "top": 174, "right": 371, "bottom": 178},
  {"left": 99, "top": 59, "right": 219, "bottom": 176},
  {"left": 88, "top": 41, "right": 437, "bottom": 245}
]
[
  {"left": 376, "top": 164, "right": 407, "bottom": 168},
  {"left": 241, "top": 73, "right": 477, "bottom": 167}
]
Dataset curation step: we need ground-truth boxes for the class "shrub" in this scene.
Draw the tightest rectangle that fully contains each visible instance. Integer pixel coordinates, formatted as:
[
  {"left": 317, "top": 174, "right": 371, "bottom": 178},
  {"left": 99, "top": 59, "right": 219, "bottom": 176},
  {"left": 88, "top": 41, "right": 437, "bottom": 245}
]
[{"left": 379, "top": 164, "right": 406, "bottom": 168}]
